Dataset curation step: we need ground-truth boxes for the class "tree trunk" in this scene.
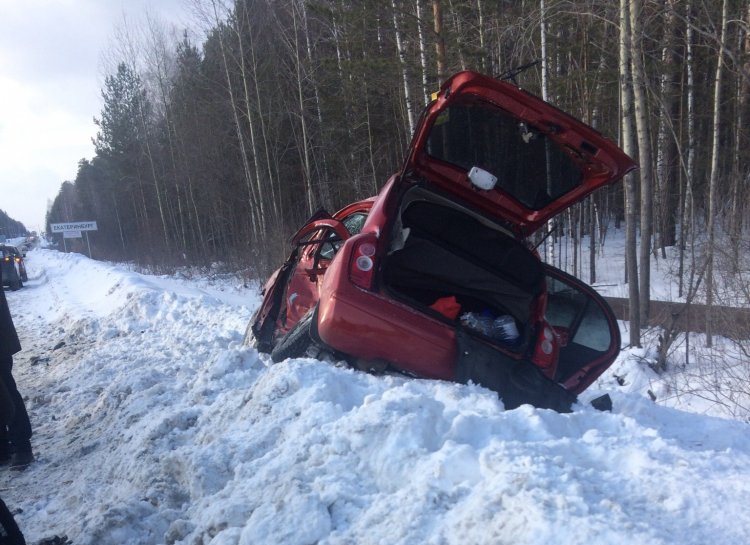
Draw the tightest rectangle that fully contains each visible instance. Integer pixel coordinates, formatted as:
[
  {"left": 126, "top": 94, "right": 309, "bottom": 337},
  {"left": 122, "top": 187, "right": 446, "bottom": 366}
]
[
  {"left": 679, "top": 0, "right": 696, "bottom": 299},
  {"left": 233, "top": 1, "right": 268, "bottom": 239},
  {"left": 447, "top": 0, "right": 467, "bottom": 70},
  {"left": 210, "top": 0, "right": 261, "bottom": 245},
  {"left": 476, "top": 0, "right": 488, "bottom": 72},
  {"left": 706, "top": 0, "right": 729, "bottom": 348},
  {"left": 655, "top": 0, "right": 680, "bottom": 254},
  {"left": 540, "top": 0, "right": 555, "bottom": 266},
  {"left": 391, "top": 0, "right": 416, "bottom": 135},
  {"left": 629, "top": 0, "right": 653, "bottom": 324},
  {"left": 729, "top": 1, "right": 750, "bottom": 269},
  {"left": 243, "top": 3, "right": 282, "bottom": 227},
  {"left": 300, "top": 0, "right": 332, "bottom": 210},
  {"left": 433, "top": 0, "right": 447, "bottom": 84},
  {"left": 415, "top": 0, "right": 430, "bottom": 105},
  {"left": 620, "top": 0, "right": 641, "bottom": 347}
]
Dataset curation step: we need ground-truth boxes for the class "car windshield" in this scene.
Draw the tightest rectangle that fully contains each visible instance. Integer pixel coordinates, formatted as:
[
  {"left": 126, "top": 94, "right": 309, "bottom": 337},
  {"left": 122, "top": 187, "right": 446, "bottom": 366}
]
[{"left": 425, "top": 97, "right": 583, "bottom": 210}]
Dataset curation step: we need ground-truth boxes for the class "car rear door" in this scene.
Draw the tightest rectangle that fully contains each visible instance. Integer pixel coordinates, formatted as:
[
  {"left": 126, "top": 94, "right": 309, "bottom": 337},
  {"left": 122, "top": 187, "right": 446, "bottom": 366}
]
[{"left": 543, "top": 265, "right": 621, "bottom": 394}]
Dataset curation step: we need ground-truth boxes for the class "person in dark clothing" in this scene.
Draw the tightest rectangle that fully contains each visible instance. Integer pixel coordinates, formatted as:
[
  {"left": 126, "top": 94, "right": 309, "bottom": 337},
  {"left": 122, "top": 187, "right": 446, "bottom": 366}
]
[
  {"left": 0, "top": 266, "right": 33, "bottom": 470},
  {"left": 0, "top": 370, "right": 26, "bottom": 544},
  {"left": 0, "top": 496, "right": 25, "bottom": 544}
]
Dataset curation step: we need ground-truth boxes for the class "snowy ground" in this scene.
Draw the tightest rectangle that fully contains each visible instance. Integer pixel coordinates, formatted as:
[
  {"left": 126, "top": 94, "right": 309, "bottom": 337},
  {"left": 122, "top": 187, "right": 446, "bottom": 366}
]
[{"left": 2, "top": 247, "right": 749, "bottom": 544}]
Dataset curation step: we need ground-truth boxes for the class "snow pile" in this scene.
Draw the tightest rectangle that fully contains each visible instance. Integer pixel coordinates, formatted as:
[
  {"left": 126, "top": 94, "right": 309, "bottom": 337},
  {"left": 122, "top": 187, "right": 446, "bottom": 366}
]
[{"left": 2, "top": 249, "right": 750, "bottom": 544}]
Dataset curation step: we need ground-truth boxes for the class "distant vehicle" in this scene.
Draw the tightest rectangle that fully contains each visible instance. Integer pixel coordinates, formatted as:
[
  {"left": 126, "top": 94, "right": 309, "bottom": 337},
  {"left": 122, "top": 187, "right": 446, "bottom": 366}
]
[
  {"left": 3, "top": 246, "right": 28, "bottom": 282},
  {"left": 246, "top": 71, "right": 636, "bottom": 412},
  {"left": 1, "top": 246, "right": 24, "bottom": 290}
]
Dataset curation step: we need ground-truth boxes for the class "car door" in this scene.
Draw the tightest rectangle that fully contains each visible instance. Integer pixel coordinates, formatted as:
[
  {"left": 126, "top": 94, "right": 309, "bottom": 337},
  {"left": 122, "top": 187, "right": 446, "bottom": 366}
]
[
  {"left": 543, "top": 265, "right": 621, "bottom": 395},
  {"left": 283, "top": 205, "right": 375, "bottom": 328},
  {"left": 249, "top": 217, "right": 352, "bottom": 351},
  {"left": 282, "top": 219, "right": 352, "bottom": 330}
]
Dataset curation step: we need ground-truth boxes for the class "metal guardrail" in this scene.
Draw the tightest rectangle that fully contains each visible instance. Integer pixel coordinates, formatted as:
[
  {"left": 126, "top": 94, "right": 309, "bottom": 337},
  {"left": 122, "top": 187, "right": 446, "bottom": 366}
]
[{"left": 604, "top": 297, "right": 750, "bottom": 338}]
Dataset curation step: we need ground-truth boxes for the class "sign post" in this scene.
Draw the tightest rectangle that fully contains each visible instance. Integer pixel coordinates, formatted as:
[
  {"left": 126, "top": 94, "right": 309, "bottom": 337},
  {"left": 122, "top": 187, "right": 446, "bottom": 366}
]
[{"left": 51, "top": 222, "right": 98, "bottom": 258}]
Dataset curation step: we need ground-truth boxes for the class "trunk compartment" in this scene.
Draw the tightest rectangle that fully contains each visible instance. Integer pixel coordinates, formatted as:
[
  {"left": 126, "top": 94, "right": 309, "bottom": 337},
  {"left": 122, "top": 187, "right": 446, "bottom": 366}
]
[{"left": 382, "top": 190, "right": 545, "bottom": 350}]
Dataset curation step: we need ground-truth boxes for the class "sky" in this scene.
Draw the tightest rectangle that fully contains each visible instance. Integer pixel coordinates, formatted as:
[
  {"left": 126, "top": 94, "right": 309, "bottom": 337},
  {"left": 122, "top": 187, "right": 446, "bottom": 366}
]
[
  {"left": 0, "top": 0, "right": 193, "bottom": 233},
  {"left": 2, "top": 242, "right": 749, "bottom": 543}
]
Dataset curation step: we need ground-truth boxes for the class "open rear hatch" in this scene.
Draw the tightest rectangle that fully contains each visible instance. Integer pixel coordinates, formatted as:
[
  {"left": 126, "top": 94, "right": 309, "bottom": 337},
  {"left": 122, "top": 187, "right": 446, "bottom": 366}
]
[{"left": 400, "top": 71, "right": 637, "bottom": 237}]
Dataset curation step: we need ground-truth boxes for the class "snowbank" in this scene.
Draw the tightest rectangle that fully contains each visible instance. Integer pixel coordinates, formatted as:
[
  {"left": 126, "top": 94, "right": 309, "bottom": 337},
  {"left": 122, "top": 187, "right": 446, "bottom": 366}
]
[{"left": 2, "top": 249, "right": 749, "bottom": 544}]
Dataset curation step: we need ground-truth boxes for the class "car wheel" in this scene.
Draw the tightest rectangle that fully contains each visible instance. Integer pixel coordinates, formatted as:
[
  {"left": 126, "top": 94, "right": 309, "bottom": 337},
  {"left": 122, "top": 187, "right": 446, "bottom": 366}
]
[
  {"left": 271, "top": 307, "right": 317, "bottom": 363},
  {"left": 10, "top": 280, "right": 21, "bottom": 291}
]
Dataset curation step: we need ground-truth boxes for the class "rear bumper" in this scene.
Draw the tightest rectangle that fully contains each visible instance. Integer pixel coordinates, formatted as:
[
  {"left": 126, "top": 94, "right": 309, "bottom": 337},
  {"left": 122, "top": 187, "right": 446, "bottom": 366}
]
[{"left": 1, "top": 264, "right": 20, "bottom": 285}]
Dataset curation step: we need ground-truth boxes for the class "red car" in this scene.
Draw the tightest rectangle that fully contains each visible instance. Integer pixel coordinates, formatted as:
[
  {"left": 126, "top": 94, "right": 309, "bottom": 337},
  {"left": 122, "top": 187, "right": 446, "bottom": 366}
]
[{"left": 247, "top": 71, "right": 636, "bottom": 411}]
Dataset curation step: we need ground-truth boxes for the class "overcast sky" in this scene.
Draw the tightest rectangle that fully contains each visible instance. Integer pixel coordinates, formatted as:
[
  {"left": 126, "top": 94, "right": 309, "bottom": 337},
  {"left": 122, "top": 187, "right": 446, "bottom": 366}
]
[{"left": 0, "top": 0, "right": 194, "bottom": 232}]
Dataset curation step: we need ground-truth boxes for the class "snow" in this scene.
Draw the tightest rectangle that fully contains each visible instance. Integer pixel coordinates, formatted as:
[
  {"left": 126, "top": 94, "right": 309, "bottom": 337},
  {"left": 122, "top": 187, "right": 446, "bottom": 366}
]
[{"left": 2, "top": 247, "right": 750, "bottom": 544}]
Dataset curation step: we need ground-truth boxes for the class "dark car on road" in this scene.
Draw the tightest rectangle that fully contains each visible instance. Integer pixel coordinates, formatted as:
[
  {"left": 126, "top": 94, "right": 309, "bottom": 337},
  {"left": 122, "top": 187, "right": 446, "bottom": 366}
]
[
  {"left": 246, "top": 71, "right": 636, "bottom": 411},
  {"left": 0, "top": 245, "right": 27, "bottom": 282},
  {"left": 1, "top": 246, "right": 24, "bottom": 290}
]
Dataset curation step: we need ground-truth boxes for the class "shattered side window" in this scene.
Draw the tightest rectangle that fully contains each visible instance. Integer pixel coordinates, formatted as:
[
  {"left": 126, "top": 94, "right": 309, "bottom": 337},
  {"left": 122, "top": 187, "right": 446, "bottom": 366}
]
[
  {"left": 319, "top": 212, "right": 368, "bottom": 260},
  {"left": 426, "top": 97, "right": 583, "bottom": 210},
  {"left": 342, "top": 213, "right": 367, "bottom": 236}
]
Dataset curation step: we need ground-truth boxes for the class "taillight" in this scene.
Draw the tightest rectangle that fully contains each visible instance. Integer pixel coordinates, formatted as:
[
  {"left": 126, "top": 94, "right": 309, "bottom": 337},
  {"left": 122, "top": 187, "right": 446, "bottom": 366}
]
[
  {"left": 349, "top": 235, "right": 378, "bottom": 290},
  {"left": 531, "top": 321, "right": 558, "bottom": 374}
]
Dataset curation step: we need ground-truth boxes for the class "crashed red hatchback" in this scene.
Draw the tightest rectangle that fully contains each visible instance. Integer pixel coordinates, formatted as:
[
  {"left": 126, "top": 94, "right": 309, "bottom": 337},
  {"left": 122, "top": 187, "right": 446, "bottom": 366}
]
[{"left": 247, "top": 71, "right": 636, "bottom": 411}]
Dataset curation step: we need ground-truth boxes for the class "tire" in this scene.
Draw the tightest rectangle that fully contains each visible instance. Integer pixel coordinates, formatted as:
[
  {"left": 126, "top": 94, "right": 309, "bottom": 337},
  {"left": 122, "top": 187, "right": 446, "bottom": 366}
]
[
  {"left": 271, "top": 307, "right": 316, "bottom": 363},
  {"left": 10, "top": 279, "right": 21, "bottom": 291},
  {"left": 242, "top": 320, "right": 258, "bottom": 348}
]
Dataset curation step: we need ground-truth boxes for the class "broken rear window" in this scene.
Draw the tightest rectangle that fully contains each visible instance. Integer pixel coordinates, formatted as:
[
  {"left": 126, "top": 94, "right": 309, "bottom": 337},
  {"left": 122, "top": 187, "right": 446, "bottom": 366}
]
[{"left": 426, "top": 98, "right": 584, "bottom": 210}]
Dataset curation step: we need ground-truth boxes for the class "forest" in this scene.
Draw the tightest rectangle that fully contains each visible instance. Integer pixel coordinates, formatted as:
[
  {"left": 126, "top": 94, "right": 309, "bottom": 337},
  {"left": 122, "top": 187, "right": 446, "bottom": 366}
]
[
  {"left": 44, "top": 0, "right": 750, "bottom": 348},
  {"left": 0, "top": 209, "right": 27, "bottom": 239}
]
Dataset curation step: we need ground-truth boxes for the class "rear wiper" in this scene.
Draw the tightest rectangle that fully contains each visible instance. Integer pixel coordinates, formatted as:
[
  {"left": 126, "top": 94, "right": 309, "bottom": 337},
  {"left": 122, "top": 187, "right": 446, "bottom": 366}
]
[{"left": 497, "top": 60, "right": 541, "bottom": 86}]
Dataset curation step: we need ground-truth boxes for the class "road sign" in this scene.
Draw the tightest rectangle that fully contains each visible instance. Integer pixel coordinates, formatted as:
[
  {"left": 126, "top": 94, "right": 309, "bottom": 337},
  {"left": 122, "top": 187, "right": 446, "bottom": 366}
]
[
  {"left": 50, "top": 221, "right": 98, "bottom": 233},
  {"left": 63, "top": 230, "right": 82, "bottom": 238}
]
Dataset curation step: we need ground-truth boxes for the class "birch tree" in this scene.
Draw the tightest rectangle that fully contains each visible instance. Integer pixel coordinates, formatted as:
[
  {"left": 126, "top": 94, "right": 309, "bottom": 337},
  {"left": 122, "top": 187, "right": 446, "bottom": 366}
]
[
  {"left": 209, "top": 0, "right": 262, "bottom": 245},
  {"left": 706, "top": 0, "right": 729, "bottom": 348},
  {"left": 433, "top": 0, "right": 446, "bottom": 84},
  {"left": 678, "top": 0, "right": 696, "bottom": 299},
  {"left": 415, "top": 0, "right": 430, "bottom": 105},
  {"left": 620, "top": 0, "right": 641, "bottom": 347},
  {"left": 391, "top": 0, "right": 416, "bottom": 135},
  {"left": 629, "top": 0, "right": 653, "bottom": 324}
]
